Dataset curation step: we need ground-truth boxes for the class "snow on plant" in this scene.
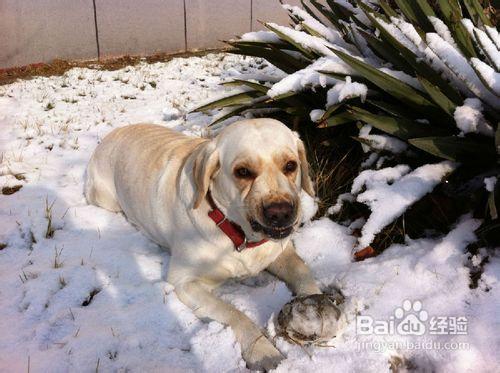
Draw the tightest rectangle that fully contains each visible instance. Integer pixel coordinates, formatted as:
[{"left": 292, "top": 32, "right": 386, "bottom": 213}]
[
  {"left": 453, "top": 98, "right": 494, "bottom": 136},
  {"left": 326, "top": 77, "right": 367, "bottom": 106},
  {"left": 195, "top": 0, "right": 500, "bottom": 249},
  {"left": 470, "top": 57, "right": 500, "bottom": 95},
  {"left": 356, "top": 130, "right": 408, "bottom": 155},
  {"left": 484, "top": 176, "right": 497, "bottom": 192},
  {"left": 351, "top": 161, "right": 456, "bottom": 249}
]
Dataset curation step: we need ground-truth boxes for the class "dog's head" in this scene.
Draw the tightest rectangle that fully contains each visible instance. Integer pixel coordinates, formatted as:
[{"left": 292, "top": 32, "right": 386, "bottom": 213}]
[{"left": 192, "top": 119, "right": 314, "bottom": 241}]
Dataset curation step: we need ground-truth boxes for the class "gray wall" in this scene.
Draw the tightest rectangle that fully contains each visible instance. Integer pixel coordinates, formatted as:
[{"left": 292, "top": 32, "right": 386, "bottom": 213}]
[{"left": 0, "top": 0, "right": 300, "bottom": 69}]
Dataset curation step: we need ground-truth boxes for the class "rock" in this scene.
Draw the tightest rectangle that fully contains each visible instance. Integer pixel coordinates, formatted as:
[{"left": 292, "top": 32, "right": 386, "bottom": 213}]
[
  {"left": 277, "top": 294, "right": 342, "bottom": 345},
  {"left": 162, "top": 106, "right": 181, "bottom": 121}
]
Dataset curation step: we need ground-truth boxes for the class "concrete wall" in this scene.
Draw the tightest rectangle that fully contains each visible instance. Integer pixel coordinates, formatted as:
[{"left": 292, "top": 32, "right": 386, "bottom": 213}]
[{"left": 0, "top": 0, "right": 302, "bottom": 69}]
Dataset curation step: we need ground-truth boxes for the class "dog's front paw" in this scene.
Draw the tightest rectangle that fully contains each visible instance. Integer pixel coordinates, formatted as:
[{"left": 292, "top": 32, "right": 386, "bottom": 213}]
[{"left": 243, "top": 335, "right": 283, "bottom": 372}]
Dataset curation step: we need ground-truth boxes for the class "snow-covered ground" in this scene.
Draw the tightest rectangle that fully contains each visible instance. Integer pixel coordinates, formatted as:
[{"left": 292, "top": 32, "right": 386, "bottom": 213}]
[{"left": 0, "top": 53, "right": 498, "bottom": 372}]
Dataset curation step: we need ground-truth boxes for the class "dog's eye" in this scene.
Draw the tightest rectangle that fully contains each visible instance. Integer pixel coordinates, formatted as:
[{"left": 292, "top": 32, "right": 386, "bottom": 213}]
[
  {"left": 284, "top": 161, "right": 297, "bottom": 174},
  {"left": 235, "top": 167, "right": 254, "bottom": 179}
]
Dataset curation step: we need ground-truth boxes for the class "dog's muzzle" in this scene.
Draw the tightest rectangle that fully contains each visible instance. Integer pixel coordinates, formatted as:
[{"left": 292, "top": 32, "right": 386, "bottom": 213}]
[
  {"left": 250, "top": 219, "right": 294, "bottom": 239},
  {"left": 250, "top": 201, "right": 297, "bottom": 239},
  {"left": 263, "top": 202, "right": 295, "bottom": 228}
]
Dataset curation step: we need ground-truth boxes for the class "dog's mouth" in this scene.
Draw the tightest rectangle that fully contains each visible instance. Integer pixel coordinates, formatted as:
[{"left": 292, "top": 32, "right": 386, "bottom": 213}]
[{"left": 250, "top": 220, "right": 294, "bottom": 240}]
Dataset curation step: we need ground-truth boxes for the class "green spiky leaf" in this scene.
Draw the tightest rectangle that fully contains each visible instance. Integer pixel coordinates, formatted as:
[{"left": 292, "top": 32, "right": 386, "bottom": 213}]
[
  {"left": 265, "top": 23, "right": 317, "bottom": 59},
  {"left": 318, "top": 111, "right": 356, "bottom": 127},
  {"left": 349, "top": 106, "right": 441, "bottom": 139},
  {"left": 301, "top": 0, "right": 323, "bottom": 23},
  {"left": 321, "top": 103, "right": 343, "bottom": 120},
  {"left": 221, "top": 80, "right": 270, "bottom": 94},
  {"left": 437, "top": 0, "right": 477, "bottom": 58},
  {"left": 463, "top": 0, "right": 492, "bottom": 27},
  {"left": 366, "top": 99, "right": 415, "bottom": 118},
  {"left": 191, "top": 91, "right": 264, "bottom": 112},
  {"left": 378, "top": 0, "right": 398, "bottom": 18},
  {"left": 209, "top": 105, "right": 248, "bottom": 126},
  {"left": 417, "top": 77, "right": 458, "bottom": 116},
  {"left": 227, "top": 43, "right": 307, "bottom": 73},
  {"left": 393, "top": 0, "right": 433, "bottom": 32},
  {"left": 358, "top": 2, "right": 464, "bottom": 101},
  {"left": 330, "top": 48, "right": 437, "bottom": 112},
  {"left": 356, "top": 28, "right": 413, "bottom": 74},
  {"left": 473, "top": 28, "right": 500, "bottom": 71},
  {"left": 409, "top": 136, "right": 496, "bottom": 162},
  {"left": 414, "top": 0, "right": 436, "bottom": 18}
]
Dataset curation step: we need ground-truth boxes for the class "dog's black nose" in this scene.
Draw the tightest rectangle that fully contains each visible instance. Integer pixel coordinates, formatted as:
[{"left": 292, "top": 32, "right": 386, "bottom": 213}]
[{"left": 263, "top": 202, "right": 295, "bottom": 227}]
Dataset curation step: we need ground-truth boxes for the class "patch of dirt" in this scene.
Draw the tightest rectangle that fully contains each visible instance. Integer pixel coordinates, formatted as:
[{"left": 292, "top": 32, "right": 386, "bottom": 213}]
[
  {"left": 2, "top": 185, "right": 22, "bottom": 195},
  {"left": 0, "top": 48, "right": 227, "bottom": 86},
  {"left": 81, "top": 288, "right": 101, "bottom": 307}
]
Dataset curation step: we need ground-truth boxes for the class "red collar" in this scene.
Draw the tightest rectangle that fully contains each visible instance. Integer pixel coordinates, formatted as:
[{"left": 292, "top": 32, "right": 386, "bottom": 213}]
[{"left": 207, "top": 192, "right": 268, "bottom": 252}]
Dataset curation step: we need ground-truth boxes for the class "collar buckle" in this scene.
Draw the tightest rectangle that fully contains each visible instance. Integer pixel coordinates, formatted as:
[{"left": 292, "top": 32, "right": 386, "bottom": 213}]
[{"left": 236, "top": 237, "right": 247, "bottom": 252}]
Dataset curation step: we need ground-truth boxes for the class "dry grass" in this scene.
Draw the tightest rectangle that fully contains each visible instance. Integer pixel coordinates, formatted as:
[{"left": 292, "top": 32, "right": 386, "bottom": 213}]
[
  {"left": 310, "top": 146, "right": 359, "bottom": 216},
  {"left": 0, "top": 49, "right": 227, "bottom": 86},
  {"left": 303, "top": 127, "right": 364, "bottom": 218},
  {"left": 53, "top": 246, "right": 64, "bottom": 268},
  {"left": 45, "top": 198, "right": 56, "bottom": 239}
]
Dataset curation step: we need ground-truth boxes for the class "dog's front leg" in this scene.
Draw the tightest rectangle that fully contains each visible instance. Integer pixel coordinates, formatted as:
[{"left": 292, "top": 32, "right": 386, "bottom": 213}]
[
  {"left": 267, "top": 242, "right": 322, "bottom": 296},
  {"left": 175, "top": 280, "right": 283, "bottom": 371}
]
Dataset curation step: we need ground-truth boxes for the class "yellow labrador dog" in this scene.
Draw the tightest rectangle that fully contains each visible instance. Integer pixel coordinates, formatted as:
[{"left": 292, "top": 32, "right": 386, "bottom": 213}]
[{"left": 85, "top": 119, "right": 322, "bottom": 370}]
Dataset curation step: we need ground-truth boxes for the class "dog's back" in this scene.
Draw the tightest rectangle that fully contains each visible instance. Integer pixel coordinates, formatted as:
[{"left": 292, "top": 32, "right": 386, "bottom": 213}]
[{"left": 85, "top": 124, "right": 206, "bottom": 240}]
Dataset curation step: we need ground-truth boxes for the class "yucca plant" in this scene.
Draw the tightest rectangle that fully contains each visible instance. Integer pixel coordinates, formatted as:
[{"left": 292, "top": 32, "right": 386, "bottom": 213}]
[{"left": 193, "top": 0, "right": 500, "bottom": 249}]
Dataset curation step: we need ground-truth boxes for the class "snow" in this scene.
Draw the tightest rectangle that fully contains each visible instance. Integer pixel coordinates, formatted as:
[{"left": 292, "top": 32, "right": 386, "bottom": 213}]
[
  {"left": 358, "top": 133, "right": 408, "bottom": 154},
  {"left": 309, "top": 109, "right": 325, "bottom": 123},
  {"left": 453, "top": 98, "right": 494, "bottom": 136},
  {"left": 386, "top": 16, "right": 471, "bottom": 97},
  {"left": 390, "top": 16, "right": 424, "bottom": 52},
  {"left": 426, "top": 33, "right": 500, "bottom": 110},
  {"left": 350, "top": 25, "right": 383, "bottom": 65},
  {"left": 290, "top": 215, "right": 500, "bottom": 372},
  {"left": 0, "top": 51, "right": 499, "bottom": 372},
  {"left": 360, "top": 152, "right": 379, "bottom": 169},
  {"left": 351, "top": 162, "right": 456, "bottom": 249},
  {"left": 300, "top": 191, "right": 318, "bottom": 223},
  {"left": 240, "top": 30, "right": 282, "bottom": 44},
  {"left": 162, "top": 106, "right": 181, "bottom": 121},
  {"left": 428, "top": 16, "right": 458, "bottom": 49},
  {"left": 378, "top": 68, "right": 422, "bottom": 90},
  {"left": 485, "top": 25, "right": 500, "bottom": 50},
  {"left": 266, "top": 23, "right": 359, "bottom": 59},
  {"left": 282, "top": 4, "right": 352, "bottom": 51},
  {"left": 326, "top": 76, "right": 368, "bottom": 106},
  {"left": 357, "top": 124, "right": 408, "bottom": 154},
  {"left": 351, "top": 165, "right": 411, "bottom": 194},
  {"left": 267, "top": 65, "right": 336, "bottom": 97},
  {"left": 267, "top": 22, "right": 336, "bottom": 57},
  {"left": 265, "top": 49, "right": 360, "bottom": 97},
  {"left": 384, "top": 16, "right": 422, "bottom": 55},
  {"left": 471, "top": 57, "right": 500, "bottom": 95},
  {"left": 468, "top": 22, "right": 500, "bottom": 72},
  {"left": 267, "top": 56, "right": 353, "bottom": 97},
  {"left": 328, "top": 193, "right": 354, "bottom": 215},
  {"left": 484, "top": 177, "right": 497, "bottom": 192}
]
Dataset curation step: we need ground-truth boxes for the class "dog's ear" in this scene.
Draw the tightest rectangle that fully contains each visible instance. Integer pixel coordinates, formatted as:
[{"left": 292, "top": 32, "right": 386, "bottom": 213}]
[
  {"left": 192, "top": 140, "right": 220, "bottom": 209},
  {"left": 297, "top": 138, "right": 315, "bottom": 197}
]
